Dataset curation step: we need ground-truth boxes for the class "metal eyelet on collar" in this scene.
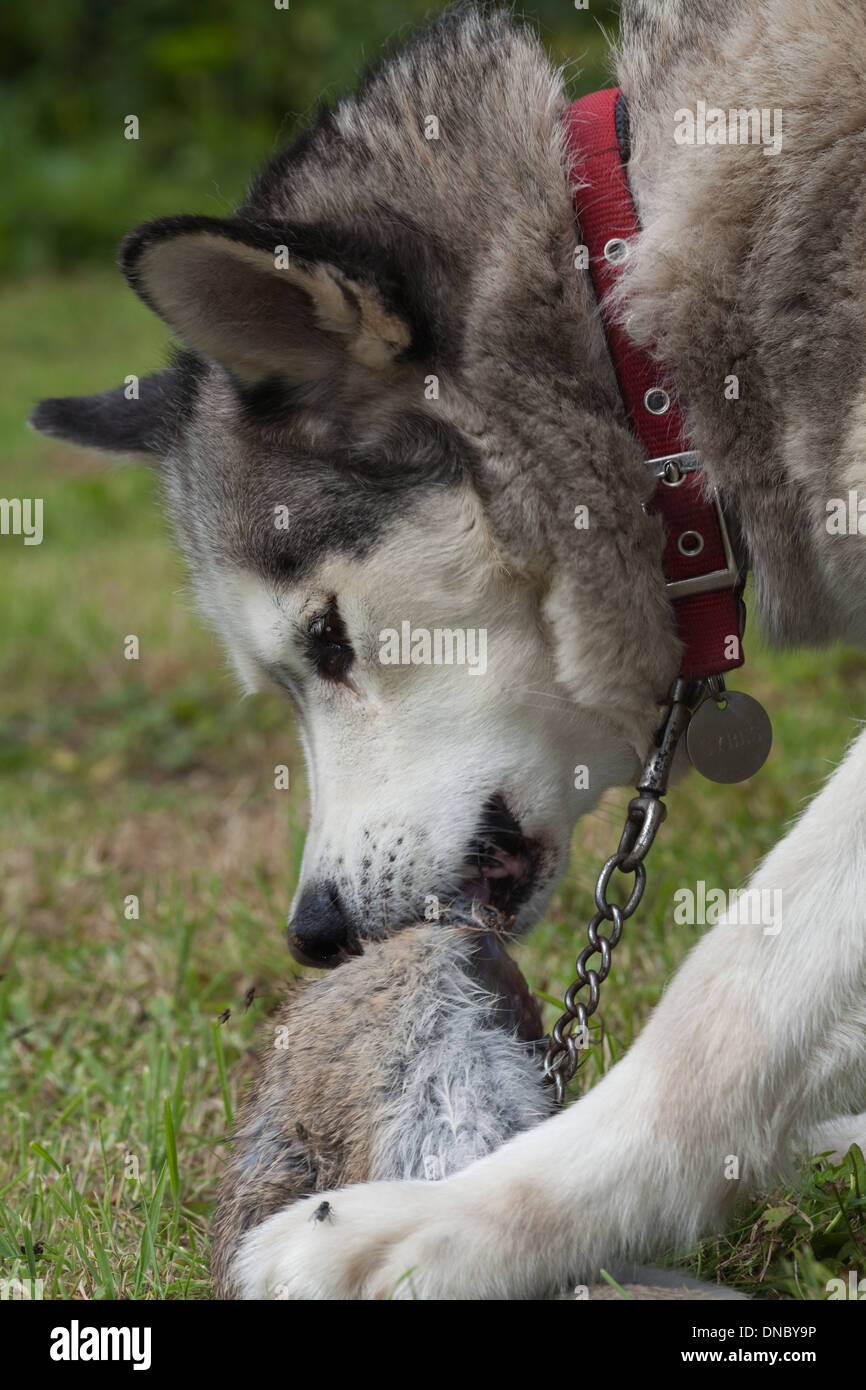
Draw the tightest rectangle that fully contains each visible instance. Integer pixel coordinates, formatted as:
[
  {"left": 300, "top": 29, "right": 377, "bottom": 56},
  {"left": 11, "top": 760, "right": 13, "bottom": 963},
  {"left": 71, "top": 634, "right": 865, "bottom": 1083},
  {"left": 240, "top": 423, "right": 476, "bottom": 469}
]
[
  {"left": 677, "top": 529, "right": 705, "bottom": 557},
  {"left": 603, "top": 237, "right": 629, "bottom": 265},
  {"left": 644, "top": 387, "right": 671, "bottom": 415}
]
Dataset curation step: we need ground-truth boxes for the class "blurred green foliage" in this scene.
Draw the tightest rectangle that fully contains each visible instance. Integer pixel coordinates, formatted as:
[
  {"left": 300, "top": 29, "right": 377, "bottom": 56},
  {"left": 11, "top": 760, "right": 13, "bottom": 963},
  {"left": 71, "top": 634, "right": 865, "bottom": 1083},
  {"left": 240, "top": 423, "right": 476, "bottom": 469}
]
[{"left": 0, "top": 0, "right": 618, "bottom": 276}]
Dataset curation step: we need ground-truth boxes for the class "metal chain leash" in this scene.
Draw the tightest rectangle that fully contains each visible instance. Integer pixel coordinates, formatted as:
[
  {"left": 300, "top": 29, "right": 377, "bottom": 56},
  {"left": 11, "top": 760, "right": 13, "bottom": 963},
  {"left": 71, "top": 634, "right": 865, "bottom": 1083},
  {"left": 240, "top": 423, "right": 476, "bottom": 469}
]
[{"left": 543, "top": 676, "right": 709, "bottom": 1105}]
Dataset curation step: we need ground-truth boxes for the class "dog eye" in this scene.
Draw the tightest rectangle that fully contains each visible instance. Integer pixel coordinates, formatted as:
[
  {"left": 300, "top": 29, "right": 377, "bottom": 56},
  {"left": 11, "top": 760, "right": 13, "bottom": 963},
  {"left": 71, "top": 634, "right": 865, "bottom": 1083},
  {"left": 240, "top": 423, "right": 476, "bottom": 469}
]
[{"left": 307, "top": 605, "right": 354, "bottom": 682}]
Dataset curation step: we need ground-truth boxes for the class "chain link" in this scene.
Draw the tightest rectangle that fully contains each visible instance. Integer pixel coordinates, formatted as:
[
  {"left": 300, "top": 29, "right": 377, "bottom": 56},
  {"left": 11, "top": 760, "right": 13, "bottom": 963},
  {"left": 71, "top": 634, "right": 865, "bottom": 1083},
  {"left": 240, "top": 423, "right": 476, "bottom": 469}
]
[
  {"left": 543, "top": 826, "right": 650, "bottom": 1103},
  {"left": 543, "top": 677, "right": 706, "bottom": 1104}
]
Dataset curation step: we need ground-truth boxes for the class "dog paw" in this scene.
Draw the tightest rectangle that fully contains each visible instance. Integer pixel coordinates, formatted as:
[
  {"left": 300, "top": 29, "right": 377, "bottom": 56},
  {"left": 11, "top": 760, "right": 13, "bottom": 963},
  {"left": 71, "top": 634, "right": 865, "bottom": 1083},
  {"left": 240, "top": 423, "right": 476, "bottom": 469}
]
[
  {"left": 809, "top": 1112, "right": 866, "bottom": 1165},
  {"left": 233, "top": 1176, "right": 541, "bottom": 1300}
]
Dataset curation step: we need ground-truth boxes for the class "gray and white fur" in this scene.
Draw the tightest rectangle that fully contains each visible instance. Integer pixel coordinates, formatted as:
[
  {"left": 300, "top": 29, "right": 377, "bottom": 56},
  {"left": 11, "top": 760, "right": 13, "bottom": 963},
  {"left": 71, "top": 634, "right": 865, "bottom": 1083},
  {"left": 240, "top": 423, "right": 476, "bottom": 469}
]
[
  {"left": 29, "top": 1, "right": 866, "bottom": 1298},
  {"left": 211, "top": 910, "right": 551, "bottom": 1298}
]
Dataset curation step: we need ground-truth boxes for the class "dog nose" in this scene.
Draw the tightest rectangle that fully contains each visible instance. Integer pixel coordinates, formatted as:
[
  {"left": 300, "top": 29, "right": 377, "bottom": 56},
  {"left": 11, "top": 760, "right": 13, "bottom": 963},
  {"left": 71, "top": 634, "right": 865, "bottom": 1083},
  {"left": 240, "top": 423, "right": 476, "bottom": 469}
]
[{"left": 287, "top": 882, "right": 354, "bottom": 966}]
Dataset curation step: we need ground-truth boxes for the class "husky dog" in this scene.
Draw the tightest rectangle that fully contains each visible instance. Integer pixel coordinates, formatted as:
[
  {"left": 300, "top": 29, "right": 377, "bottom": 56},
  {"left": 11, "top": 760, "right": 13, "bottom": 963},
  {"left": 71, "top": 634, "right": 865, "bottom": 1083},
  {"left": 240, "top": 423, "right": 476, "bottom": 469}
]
[{"left": 32, "top": 1, "right": 866, "bottom": 1297}]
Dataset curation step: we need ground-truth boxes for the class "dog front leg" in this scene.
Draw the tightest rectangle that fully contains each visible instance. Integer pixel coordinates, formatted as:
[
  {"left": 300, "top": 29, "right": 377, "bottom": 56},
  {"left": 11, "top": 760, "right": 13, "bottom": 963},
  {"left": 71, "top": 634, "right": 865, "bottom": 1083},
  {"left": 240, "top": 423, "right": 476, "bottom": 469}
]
[
  {"left": 235, "top": 729, "right": 866, "bottom": 1299},
  {"left": 807, "top": 1112, "right": 866, "bottom": 1162}
]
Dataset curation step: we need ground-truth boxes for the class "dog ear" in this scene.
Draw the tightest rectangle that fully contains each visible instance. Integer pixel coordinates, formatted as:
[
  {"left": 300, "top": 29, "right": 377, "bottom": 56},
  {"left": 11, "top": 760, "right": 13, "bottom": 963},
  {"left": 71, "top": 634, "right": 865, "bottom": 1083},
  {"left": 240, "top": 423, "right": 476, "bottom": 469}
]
[
  {"left": 29, "top": 368, "right": 182, "bottom": 459},
  {"left": 119, "top": 215, "right": 420, "bottom": 386}
]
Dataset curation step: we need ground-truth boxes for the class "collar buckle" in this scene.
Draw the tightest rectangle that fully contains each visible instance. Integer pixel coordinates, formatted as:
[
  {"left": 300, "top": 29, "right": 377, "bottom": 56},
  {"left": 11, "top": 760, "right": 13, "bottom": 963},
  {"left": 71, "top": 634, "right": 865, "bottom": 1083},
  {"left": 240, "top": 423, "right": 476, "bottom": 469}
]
[{"left": 648, "top": 451, "right": 741, "bottom": 599}]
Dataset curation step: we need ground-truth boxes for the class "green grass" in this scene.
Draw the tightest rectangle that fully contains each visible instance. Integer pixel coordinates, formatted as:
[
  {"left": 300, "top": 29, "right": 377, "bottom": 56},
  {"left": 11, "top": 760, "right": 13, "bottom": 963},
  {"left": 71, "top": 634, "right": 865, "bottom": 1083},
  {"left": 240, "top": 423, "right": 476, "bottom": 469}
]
[{"left": 1, "top": 272, "right": 864, "bottom": 1299}]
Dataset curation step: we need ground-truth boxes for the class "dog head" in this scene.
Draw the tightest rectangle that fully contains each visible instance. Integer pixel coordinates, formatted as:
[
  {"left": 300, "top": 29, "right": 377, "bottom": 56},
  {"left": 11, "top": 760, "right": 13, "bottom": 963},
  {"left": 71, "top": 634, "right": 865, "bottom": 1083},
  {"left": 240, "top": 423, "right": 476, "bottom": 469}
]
[{"left": 31, "top": 10, "right": 682, "bottom": 964}]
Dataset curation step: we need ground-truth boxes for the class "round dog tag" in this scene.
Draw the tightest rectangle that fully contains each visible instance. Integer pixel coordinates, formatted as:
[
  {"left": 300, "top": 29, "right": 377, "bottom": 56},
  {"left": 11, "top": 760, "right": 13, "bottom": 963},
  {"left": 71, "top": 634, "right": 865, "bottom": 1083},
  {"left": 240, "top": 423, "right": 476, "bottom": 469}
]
[{"left": 686, "top": 691, "right": 772, "bottom": 783}]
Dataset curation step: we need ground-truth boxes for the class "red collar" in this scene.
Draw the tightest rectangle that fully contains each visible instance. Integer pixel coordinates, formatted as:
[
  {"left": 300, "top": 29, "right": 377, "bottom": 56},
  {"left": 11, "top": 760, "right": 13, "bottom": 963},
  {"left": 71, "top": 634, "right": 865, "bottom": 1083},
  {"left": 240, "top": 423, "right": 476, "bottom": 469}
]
[{"left": 564, "top": 88, "right": 744, "bottom": 682}]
